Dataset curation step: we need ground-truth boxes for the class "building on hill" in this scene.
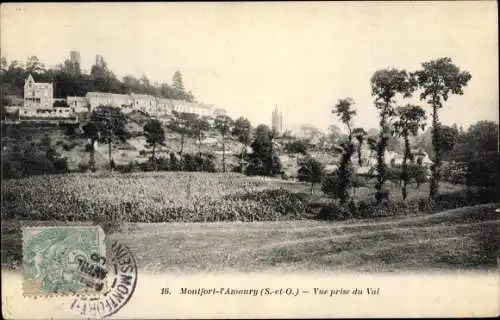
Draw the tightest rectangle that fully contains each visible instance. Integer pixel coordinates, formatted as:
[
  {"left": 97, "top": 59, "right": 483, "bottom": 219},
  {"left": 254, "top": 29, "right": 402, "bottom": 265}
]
[
  {"left": 67, "top": 96, "right": 89, "bottom": 112},
  {"left": 171, "top": 101, "right": 215, "bottom": 117},
  {"left": 111, "top": 94, "right": 134, "bottom": 111},
  {"left": 213, "top": 107, "right": 227, "bottom": 117},
  {"left": 131, "top": 93, "right": 157, "bottom": 114},
  {"left": 23, "top": 74, "right": 53, "bottom": 109},
  {"left": 271, "top": 105, "right": 283, "bottom": 135},
  {"left": 70, "top": 51, "right": 81, "bottom": 65},
  {"left": 85, "top": 92, "right": 114, "bottom": 110},
  {"left": 156, "top": 98, "right": 175, "bottom": 116}
]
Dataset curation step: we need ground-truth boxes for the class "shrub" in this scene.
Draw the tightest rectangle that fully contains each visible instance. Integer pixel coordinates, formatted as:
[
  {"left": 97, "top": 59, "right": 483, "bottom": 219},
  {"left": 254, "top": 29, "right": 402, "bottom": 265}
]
[
  {"left": 78, "top": 162, "right": 90, "bottom": 173},
  {"left": 316, "top": 200, "right": 352, "bottom": 220}
]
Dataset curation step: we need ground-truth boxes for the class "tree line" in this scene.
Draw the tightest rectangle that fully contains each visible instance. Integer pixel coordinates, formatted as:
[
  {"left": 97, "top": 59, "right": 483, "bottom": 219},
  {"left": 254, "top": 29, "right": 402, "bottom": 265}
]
[
  {"left": 296, "top": 57, "right": 497, "bottom": 206},
  {"left": 81, "top": 106, "right": 281, "bottom": 176}
]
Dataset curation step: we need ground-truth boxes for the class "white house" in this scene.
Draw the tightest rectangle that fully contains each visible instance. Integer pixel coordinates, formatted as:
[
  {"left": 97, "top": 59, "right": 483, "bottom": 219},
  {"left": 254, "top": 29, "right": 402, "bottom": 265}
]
[{"left": 23, "top": 74, "right": 53, "bottom": 109}]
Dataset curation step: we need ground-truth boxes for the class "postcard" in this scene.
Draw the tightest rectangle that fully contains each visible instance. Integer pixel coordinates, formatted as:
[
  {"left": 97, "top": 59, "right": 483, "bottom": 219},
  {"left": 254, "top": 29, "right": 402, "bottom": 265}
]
[{"left": 1, "top": 2, "right": 499, "bottom": 319}]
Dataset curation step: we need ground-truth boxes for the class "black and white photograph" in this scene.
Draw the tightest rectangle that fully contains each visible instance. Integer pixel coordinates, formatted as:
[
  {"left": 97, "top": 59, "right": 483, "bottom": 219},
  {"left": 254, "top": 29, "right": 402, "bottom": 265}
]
[{"left": 1, "top": 2, "right": 498, "bottom": 318}]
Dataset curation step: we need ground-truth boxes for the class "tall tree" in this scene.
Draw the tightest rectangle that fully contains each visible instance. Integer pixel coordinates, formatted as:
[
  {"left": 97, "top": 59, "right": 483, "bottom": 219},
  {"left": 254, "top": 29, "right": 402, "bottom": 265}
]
[
  {"left": 214, "top": 114, "right": 234, "bottom": 172},
  {"left": 248, "top": 124, "right": 282, "bottom": 176},
  {"left": 144, "top": 119, "right": 166, "bottom": 170},
  {"left": 232, "top": 117, "right": 252, "bottom": 174},
  {"left": 193, "top": 116, "right": 211, "bottom": 156},
  {"left": 331, "top": 98, "right": 357, "bottom": 204},
  {"left": 168, "top": 111, "right": 197, "bottom": 155},
  {"left": 413, "top": 57, "right": 471, "bottom": 199},
  {"left": 370, "top": 68, "right": 415, "bottom": 203},
  {"left": 172, "top": 70, "right": 185, "bottom": 92},
  {"left": 393, "top": 104, "right": 427, "bottom": 200},
  {"left": 90, "top": 106, "right": 129, "bottom": 170}
]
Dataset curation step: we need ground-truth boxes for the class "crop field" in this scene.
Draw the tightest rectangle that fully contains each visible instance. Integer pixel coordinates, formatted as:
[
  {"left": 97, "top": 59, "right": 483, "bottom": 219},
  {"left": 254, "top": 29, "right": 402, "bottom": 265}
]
[
  {"left": 1, "top": 172, "right": 314, "bottom": 223},
  {"left": 2, "top": 203, "right": 499, "bottom": 272},
  {"left": 1, "top": 172, "right": 468, "bottom": 223}
]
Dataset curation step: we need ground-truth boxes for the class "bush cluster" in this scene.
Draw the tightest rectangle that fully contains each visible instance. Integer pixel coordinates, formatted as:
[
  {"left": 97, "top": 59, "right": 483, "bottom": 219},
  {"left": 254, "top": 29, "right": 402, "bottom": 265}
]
[
  {"left": 315, "top": 189, "right": 496, "bottom": 221},
  {"left": 115, "top": 152, "right": 217, "bottom": 173}
]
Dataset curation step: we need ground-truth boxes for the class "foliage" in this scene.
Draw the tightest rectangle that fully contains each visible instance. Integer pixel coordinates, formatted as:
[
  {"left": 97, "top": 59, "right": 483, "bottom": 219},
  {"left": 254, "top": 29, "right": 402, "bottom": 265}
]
[
  {"left": 232, "top": 117, "right": 252, "bottom": 173},
  {"left": 284, "top": 139, "right": 308, "bottom": 155},
  {"left": 53, "top": 100, "right": 70, "bottom": 108},
  {"left": 412, "top": 57, "right": 472, "bottom": 199},
  {"left": 297, "top": 156, "right": 325, "bottom": 194},
  {"left": 245, "top": 124, "right": 282, "bottom": 176},
  {"left": 167, "top": 111, "right": 198, "bottom": 154},
  {"left": 88, "top": 106, "right": 129, "bottom": 169},
  {"left": 370, "top": 68, "right": 415, "bottom": 204},
  {"left": 1, "top": 137, "right": 69, "bottom": 179},
  {"left": 193, "top": 116, "right": 212, "bottom": 154},
  {"left": 352, "top": 127, "right": 367, "bottom": 166},
  {"left": 213, "top": 114, "right": 234, "bottom": 172},
  {"left": 172, "top": 70, "right": 185, "bottom": 92},
  {"left": 393, "top": 104, "right": 427, "bottom": 199},
  {"left": 143, "top": 119, "right": 166, "bottom": 169},
  {"left": 329, "top": 98, "right": 357, "bottom": 204},
  {"left": 452, "top": 121, "right": 499, "bottom": 195}
]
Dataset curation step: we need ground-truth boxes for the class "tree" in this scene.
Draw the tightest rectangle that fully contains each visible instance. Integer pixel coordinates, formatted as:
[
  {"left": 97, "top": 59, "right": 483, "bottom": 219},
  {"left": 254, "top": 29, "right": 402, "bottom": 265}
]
[
  {"left": 168, "top": 111, "right": 197, "bottom": 155},
  {"left": 329, "top": 98, "right": 357, "bottom": 204},
  {"left": 90, "top": 106, "right": 129, "bottom": 170},
  {"left": 172, "top": 70, "right": 185, "bottom": 92},
  {"left": 393, "top": 104, "right": 427, "bottom": 200},
  {"left": 143, "top": 119, "right": 166, "bottom": 170},
  {"left": 193, "top": 116, "right": 211, "bottom": 157},
  {"left": 285, "top": 139, "right": 308, "bottom": 155},
  {"left": 437, "top": 125, "right": 459, "bottom": 161},
  {"left": 370, "top": 68, "right": 415, "bottom": 204},
  {"left": 232, "top": 117, "right": 252, "bottom": 174},
  {"left": 352, "top": 127, "right": 367, "bottom": 166},
  {"left": 452, "top": 121, "right": 498, "bottom": 196},
  {"left": 26, "top": 56, "right": 45, "bottom": 75},
  {"left": 247, "top": 124, "right": 282, "bottom": 176},
  {"left": 413, "top": 57, "right": 472, "bottom": 199},
  {"left": 297, "top": 156, "right": 325, "bottom": 195},
  {"left": 82, "top": 122, "right": 99, "bottom": 171},
  {"left": 214, "top": 114, "right": 234, "bottom": 172}
]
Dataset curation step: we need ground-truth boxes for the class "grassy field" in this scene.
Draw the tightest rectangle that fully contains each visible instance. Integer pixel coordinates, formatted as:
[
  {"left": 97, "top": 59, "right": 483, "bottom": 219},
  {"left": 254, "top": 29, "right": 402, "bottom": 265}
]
[{"left": 2, "top": 203, "right": 499, "bottom": 272}]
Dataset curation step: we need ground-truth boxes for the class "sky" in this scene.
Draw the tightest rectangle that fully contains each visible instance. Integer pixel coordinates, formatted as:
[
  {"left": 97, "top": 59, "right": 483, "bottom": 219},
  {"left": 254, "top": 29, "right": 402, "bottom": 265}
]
[{"left": 1, "top": 2, "right": 498, "bottom": 133}]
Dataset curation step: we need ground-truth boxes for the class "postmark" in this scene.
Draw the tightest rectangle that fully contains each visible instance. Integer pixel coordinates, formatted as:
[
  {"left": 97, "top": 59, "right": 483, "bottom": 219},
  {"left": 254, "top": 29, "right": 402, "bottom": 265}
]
[
  {"left": 69, "top": 241, "right": 138, "bottom": 318},
  {"left": 22, "top": 226, "right": 106, "bottom": 296}
]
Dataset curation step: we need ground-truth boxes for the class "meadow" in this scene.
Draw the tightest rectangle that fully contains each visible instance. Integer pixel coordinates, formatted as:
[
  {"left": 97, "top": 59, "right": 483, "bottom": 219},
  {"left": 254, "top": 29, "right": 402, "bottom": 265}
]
[
  {"left": 2, "top": 171, "right": 498, "bottom": 272},
  {"left": 2, "top": 204, "right": 498, "bottom": 272}
]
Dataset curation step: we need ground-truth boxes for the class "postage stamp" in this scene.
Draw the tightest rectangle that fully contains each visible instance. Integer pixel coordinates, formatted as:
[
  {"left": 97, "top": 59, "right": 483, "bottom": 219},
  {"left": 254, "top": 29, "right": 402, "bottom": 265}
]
[
  {"left": 22, "top": 226, "right": 106, "bottom": 296},
  {"left": 69, "top": 240, "right": 138, "bottom": 318}
]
